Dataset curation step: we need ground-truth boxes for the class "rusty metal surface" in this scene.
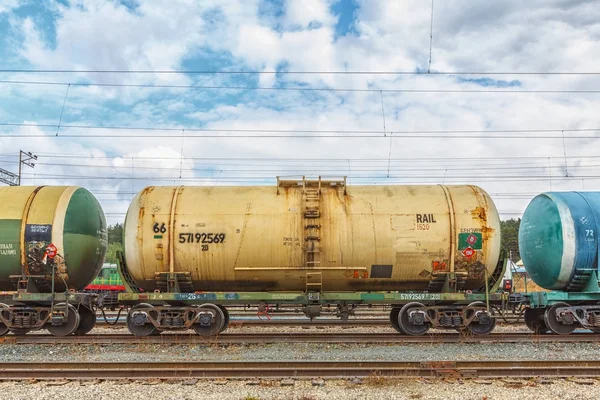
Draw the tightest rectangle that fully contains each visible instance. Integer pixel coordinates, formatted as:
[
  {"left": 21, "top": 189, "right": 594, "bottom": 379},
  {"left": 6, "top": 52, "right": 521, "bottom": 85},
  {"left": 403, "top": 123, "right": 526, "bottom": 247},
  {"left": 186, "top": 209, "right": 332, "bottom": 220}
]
[
  {"left": 2, "top": 332, "right": 598, "bottom": 345},
  {"left": 124, "top": 184, "right": 501, "bottom": 293},
  {"left": 1, "top": 360, "right": 600, "bottom": 379}
]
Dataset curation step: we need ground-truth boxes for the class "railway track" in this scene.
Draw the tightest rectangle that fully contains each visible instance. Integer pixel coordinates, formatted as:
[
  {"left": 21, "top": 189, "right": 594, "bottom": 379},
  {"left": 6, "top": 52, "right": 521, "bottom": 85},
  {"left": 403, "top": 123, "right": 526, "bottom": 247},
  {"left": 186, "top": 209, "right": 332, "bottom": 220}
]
[
  {"left": 0, "top": 360, "right": 599, "bottom": 379},
  {"left": 96, "top": 318, "right": 392, "bottom": 326},
  {"left": 2, "top": 332, "right": 599, "bottom": 345},
  {"left": 95, "top": 317, "right": 524, "bottom": 327}
]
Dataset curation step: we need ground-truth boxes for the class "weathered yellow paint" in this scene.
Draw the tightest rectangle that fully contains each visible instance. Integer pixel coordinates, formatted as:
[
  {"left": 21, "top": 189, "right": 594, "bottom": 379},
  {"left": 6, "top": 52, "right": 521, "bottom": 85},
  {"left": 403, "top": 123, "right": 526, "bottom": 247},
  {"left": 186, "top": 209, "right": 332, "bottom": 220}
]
[
  {"left": 0, "top": 186, "right": 106, "bottom": 292},
  {"left": 123, "top": 184, "right": 501, "bottom": 292},
  {"left": 50, "top": 186, "right": 79, "bottom": 266},
  {"left": 0, "top": 186, "right": 36, "bottom": 219}
]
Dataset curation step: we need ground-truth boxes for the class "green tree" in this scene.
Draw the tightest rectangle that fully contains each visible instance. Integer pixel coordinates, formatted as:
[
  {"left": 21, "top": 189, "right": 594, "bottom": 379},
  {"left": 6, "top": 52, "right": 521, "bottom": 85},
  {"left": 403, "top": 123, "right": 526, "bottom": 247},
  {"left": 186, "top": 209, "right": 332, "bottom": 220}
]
[
  {"left": 107, "top": 223, "right": 123, "bottom": 245},
  {"left": 104, "top": 242, "right": 123, "bottom": 264},
  {"left": 500, "top": 218, "right": 521, "bottom": 261},
  {"left": 104, "top": 223, "right": 124, "bottom": 264}
]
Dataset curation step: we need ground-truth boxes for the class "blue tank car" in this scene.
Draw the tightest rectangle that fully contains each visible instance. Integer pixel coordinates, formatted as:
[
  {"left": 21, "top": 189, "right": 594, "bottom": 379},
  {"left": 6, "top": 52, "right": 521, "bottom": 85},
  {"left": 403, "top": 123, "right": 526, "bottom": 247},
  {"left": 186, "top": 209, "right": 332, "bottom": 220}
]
[{"left": 519, "top": 192, "right": 600, "bottom": 334}]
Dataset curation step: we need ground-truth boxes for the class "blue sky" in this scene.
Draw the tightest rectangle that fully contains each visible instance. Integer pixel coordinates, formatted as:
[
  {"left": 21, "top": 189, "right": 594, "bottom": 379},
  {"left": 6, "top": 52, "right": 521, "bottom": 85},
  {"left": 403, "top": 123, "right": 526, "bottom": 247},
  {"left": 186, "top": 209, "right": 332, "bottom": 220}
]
[{"left": 0, "top": 0, "right": 599, "bottom": 222}]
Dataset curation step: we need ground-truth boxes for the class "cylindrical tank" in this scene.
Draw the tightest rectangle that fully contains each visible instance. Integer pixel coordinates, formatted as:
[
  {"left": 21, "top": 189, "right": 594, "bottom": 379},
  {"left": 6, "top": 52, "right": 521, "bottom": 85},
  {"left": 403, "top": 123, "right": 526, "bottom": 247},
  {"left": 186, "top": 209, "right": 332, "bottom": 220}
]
[
  {"left": 519, "top": 192, "right": 600, "bottom": 291},
  {"left": 123, "top": 182, "right": 501, "bottom": 292},
  {"left": 0, "top": 186, "right": 107, "bottom": 292}
]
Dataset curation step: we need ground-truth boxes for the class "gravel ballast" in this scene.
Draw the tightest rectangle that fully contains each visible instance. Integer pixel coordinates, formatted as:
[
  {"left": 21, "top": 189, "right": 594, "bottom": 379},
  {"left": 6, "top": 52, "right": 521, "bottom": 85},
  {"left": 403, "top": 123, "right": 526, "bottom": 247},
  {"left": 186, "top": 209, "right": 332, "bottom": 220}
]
[
  {"left": 0, "top": 379, "right": 597, "bottom": 400},
  {"left": 0, "top": 341, "right": 598, "bottom": 362}
]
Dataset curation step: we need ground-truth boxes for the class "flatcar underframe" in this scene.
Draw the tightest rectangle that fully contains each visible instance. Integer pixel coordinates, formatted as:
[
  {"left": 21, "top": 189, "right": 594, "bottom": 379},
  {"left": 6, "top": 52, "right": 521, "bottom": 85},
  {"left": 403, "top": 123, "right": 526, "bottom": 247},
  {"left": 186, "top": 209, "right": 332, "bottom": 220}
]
[
  {"left": 117, "top": 291, "right": 507, "bottom": 337},
  {"left": 0, "top": 291, "right": 98, "bottom": 337}
]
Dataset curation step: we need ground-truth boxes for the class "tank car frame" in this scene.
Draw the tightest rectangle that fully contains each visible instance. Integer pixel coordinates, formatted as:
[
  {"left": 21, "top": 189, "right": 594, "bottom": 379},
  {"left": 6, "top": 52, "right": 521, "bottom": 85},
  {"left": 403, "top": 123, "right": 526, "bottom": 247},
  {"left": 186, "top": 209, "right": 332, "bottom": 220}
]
[
  {"left": 115, "top": 252, "right": 507, "bottom": 337},
  {"left": 521, "top": 288, "right": 600, "bottom": 335},
  {"left": 117, "top": 290, "right": 506, "bottom": 336},
  {"left": 0, "top": 275, "right": 98, "bottom": 337}
]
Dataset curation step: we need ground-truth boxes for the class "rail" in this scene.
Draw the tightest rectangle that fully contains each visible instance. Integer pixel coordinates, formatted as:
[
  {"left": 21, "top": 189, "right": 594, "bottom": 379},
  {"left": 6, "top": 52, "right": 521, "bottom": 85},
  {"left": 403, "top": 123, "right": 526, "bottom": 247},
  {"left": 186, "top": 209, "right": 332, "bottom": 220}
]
[
  {"left": 1, "top": 360, "right": 600, "bottom": 379},
  {"left": 2, "top": 332, "right": 599, "bottom": 345}
]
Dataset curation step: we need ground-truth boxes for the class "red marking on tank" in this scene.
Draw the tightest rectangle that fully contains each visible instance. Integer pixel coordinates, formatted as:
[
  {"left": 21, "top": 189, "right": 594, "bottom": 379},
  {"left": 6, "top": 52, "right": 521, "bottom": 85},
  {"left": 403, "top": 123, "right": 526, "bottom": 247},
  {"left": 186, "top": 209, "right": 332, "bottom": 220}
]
[
  {"left": 462, "top": 247, "right": 475, "bottom": 258},
  {"left": 45, "top": 243, "right": 57, "bottom": 259},
  {"left": 85, "top": 285, "right": 126, "bottom": 291},
  {"left": 466, "top": 234, "right": 478, "bottom": 245}
]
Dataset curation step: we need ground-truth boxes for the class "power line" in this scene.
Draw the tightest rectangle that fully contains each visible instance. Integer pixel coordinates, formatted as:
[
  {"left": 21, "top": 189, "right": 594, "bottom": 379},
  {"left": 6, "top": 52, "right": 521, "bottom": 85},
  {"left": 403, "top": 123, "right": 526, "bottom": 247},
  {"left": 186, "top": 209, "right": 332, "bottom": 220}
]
[
  {"left": 1, "top": 69, "right": 599, "bottom": 75},
  {"left": 8, "top": 153, "right": 600, "bottom": 161},
  {"left": 3, "top": 160, "right": 598, "bottom": 172},
  {"left": 428, "top": 0, "right": 434, "bottom": 73},
  {"left": 55, "top": 83, "right": 70, "bottom": 136},
  {"left": 2, "top": 79, "right": 599, "bottom": 93},
  {"left": 20, "top": 172, "right": 600, "bottom": 181},
  {"left": 1, "top": 123, "right": 599, "bottom": 139}
]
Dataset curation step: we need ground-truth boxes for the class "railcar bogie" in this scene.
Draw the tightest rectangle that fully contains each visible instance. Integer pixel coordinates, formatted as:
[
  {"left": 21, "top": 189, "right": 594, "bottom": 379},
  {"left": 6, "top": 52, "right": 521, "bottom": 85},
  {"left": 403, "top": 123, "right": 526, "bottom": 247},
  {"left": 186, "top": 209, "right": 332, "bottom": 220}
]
[
  {"left": 46, "top": 303, "right": 80, "bottom": 336},
  {"left": 124, "top": 302, "right": 229, "bottom": 336},
  {"left": 518, "top": 291, "right": 600, "bottom": 335},
  {"left": 0, "top": 290, "right": 98, "bottom": 337}
]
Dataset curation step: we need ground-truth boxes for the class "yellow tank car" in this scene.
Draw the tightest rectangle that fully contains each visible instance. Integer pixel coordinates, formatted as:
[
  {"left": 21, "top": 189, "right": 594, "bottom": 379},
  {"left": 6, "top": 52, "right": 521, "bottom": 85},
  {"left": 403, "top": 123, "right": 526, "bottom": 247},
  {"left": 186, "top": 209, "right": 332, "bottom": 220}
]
[{"left": 123, "top": 178, "right": 501, "bottom": 294}]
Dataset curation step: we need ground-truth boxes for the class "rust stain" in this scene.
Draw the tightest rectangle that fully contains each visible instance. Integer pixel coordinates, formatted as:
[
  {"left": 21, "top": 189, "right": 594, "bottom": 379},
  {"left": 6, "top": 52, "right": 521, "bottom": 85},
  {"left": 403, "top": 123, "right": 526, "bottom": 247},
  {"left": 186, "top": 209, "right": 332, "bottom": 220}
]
[
  {"left": 480, "top": 226, "right": 494, "bottom": 241},
  {"left": 470, "top": 186, "right": 492, "bottom": 241},
  {"left": 137, "top": 206, "right": 145, "bottom": 249},
  {"left": 233, "top": 202, "right": 252, "bottom": 268},
  {"left": 471, "top": 206, "right": 487, "bottom": 222},
  {"left": 141, "top": 186, "right": 154, "bottom": 196},
  {"left": 19, "top": 185, "right": 45, "bottom": 274}
]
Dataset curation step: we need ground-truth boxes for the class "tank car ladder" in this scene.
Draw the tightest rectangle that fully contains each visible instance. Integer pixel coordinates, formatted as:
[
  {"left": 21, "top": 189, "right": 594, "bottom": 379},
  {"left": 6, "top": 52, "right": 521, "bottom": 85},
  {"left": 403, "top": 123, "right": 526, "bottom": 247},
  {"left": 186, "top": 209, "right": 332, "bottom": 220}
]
[
  {"left": 302, "top": 177, "right": 323, "bottom": 293},
  {"left": 277, "top": 176, "right": 347, "bottom": 293}
]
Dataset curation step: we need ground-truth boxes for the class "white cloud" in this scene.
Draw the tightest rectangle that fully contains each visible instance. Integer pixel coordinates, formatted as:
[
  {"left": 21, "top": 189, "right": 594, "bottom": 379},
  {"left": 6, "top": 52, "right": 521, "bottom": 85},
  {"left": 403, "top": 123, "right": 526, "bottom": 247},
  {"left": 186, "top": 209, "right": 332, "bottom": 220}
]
[
  {"left": 282, "top": 0, "right": 337, "bottom": 28},
  {"left": 0, "top": 0, "right": 19, "bottom": 14},
  {"left": 2, "top": 0, "right": 600, "bottom": 221}
]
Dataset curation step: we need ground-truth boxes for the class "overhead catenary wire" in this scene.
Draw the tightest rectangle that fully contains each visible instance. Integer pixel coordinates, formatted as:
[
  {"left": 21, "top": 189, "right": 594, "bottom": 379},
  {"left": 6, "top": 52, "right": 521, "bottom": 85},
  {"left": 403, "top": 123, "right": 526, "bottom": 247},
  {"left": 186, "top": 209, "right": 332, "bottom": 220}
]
[
  {"left": 2, "top": 80, "right": 600, "bottom": 94},
  {"left": 1, "top": 69, "right": 600, "bottom": 75},
  {"left": 19, "top": 172, "right": 600, "bottom": 181},
  {"left": 1, "top": 122, "right": 600, "bottom": 139},
  {"left": 55, "top": 83, "right": 70, "bottom": 136},
  {"left": 2, "top": 160, "right": 597, "bottom": 172},
  {"left": 428, "top": 0, "right": 434, "bottom": 73},
  {"left": 3, "top": 153, "right": 600, "bottom": 161}
]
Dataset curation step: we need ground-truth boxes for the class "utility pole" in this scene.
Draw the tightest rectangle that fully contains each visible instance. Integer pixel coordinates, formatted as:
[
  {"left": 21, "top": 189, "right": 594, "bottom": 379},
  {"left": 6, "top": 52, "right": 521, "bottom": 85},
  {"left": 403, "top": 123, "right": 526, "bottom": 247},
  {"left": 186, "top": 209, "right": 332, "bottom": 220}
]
[
  {"left": 0, "top": 150, "right": 37, "bottom": 186},
  {"left": 18, "top": 151, "right": 37, "bottom": 186}
]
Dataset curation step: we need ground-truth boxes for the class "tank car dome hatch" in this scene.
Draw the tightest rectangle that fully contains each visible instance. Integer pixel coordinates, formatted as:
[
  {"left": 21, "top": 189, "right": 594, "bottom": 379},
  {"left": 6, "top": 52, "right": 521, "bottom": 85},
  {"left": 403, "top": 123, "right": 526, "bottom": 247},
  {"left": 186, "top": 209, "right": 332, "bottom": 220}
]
[
  {"left": 0, "top": 186, "right": 107, "bottom": 292},
  {"left": 519, "top": 192, "right": 600, "bottom": 292},
  {"left": 123, "top": 183, "right": 502, "bottom": 293}
]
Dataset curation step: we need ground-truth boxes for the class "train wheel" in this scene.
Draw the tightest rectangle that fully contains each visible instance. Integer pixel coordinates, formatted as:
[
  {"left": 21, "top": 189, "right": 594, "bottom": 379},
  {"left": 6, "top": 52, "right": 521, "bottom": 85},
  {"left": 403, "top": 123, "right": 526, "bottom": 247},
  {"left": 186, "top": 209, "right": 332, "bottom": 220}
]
[
  {"left": 544, "top": 302, "right": 576, "bottom": 335},
  {"left": 193, "top": 304, "right": 225, "bottom": 337},
  {"left": 0, "top": 304, "right": 10, "bottom": 336},
  {"left": 127, "top": 303, "right": 158, "bottom": 337},
  {"left": 73, "top": 306, "right": 96, "bottom": 336},
  {"left": 397, "top": 302, "right": 430, "bottom": 336},
  {"left": 47, "top": 304, "right": 81, "bottom": 337},
  {"left": 10, "top": 328, "right": 30, "bottom": 336},
  {"left": 465, "top": 302, "right": 496, "bottom": 335},
  {"left": 389, "top": 308, "right": 403, "bottom": 333},
  {"left": 524, "top": 308, "right": 548, "bottom": 334},
  {"left": 217, "top": 305, "right": 230, "bottom": 333}
]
